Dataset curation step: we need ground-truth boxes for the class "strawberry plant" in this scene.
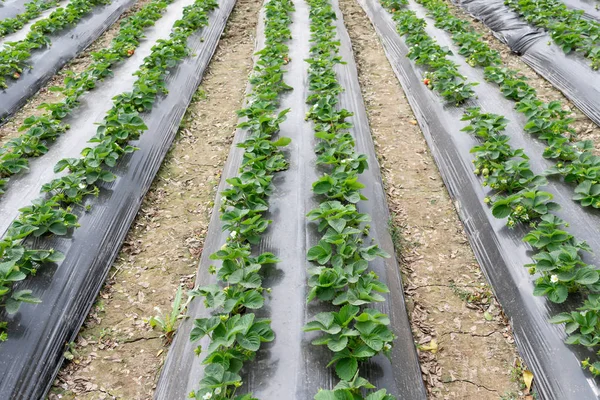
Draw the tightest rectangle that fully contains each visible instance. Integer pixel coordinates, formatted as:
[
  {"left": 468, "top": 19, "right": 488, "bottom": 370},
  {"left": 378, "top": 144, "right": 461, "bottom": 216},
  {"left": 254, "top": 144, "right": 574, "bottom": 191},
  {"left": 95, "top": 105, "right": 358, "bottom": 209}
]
[
  {"left": 381, "top": 0, "right": 478, "bottom": 106},
  {"left": 412, "top": 0, "right": 600, "bottom": 210},
  {"left": 523, "top": 214, "right": 590, "bottom": 252},
  {"left": 314, "top": 374, "right": 396, "bottom": 400},
  {"left": 462, "top": 108, "right": 600, "bottom": 374},
  {"left": 382, "top": 0, "right": 600, "bottom": 376},
  {"left": 184, "top": 0, "right": 293, "bottom": 398},
  {"left": 0, "top": 0, "right": 176, "bottom": 195},
  {"left": 305, "top": 0, "right": 398, "bottom": 397},
  {"left": 0, "top": 0, "right": 219, "bottom": 342},
  {"left": 0, "top": 0, "right": 60, "bottom": 37},
  {"left": 505, "top": 0, "right": 600, "bottom": 69},
  {"left": 190, "top": 313, "right": 275, "bottom": 391},
  {"left": 304, "top": 306, "right": 395, "bottom": 380},
  {"left": 0, "top": 0, "right": 112, "bottom": 89}
]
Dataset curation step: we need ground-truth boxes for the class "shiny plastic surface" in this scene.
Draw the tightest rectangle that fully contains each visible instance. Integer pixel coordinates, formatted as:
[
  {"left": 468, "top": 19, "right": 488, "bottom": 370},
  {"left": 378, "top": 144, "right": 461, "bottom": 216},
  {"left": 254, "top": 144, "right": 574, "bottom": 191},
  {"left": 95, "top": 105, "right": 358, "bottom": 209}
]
[
  {"left": 0, "top": 0, "right": 134, "bottom": 123},
  {"left": 358, "top": 0, "right": 600, "bottom": 398},
  {"left": 557, "top": 0, "right": 600, "bottom": 23},
  {"left": 452, "top": 0, "right": 600, "bottom": 128},
  {"left": 0, "top": 0, "right": 27, "bottom": 20}
]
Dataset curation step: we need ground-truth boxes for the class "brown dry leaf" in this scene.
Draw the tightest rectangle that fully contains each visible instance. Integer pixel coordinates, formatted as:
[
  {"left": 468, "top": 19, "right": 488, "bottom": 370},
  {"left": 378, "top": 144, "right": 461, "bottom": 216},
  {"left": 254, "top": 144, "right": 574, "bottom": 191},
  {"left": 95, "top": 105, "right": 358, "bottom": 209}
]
[{"left": 523, "top": 369, "right": 534, "bottom": 391}]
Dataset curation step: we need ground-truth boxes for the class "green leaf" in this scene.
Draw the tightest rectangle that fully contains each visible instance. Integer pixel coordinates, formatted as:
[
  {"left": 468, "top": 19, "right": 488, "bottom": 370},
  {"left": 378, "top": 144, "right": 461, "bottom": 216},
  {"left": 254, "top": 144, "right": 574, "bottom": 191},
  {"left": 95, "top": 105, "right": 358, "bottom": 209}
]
[
  {"left": 237, "top": 332, "right": 261, "bottom": 351},
  {"left": 48, "top": 222, "right": 68, "bottom": 236},
  {"left": 272, "top": 137, "right": 291, "bottom": 147},
  {"left": 190, "top": 317, "right": 220, "bottom": 341},
  {"left": 314, "top": 391, "right": 338, "bottom": 400},
  {"left": 314, "top": 179, "right": 333, "bottom": 194},
  {"left": 242, "top": 290, "right": 264, "bottom": 309},
  {"left": 491, "top": 203, "right": 511, "bottom": 219},
  {"left": 327, "top": 335, "right": 348, "bottom": 352},
  {"left": 365, "top": 390, "right": 393, "bottom": 400},
  {"left": 547, "top": 285, "right": 569, "bottom": 303},
  {"left": 335, "top": 357, "right": 358, "bottom": 381},
  {"left": 12, "top": 289, "right": 41, "bottom": 304},
  {"left": 329, "top": 218, "right": 346, "bottom": 233},
  {"left": 4, "top": 298, "right": 21, "bottom": 314},
  {"left": 548, "top": 313, "right": 573, "bottom": 325},
  {"left": 575, "top": 268, "right": 599, "bottom": 285}
]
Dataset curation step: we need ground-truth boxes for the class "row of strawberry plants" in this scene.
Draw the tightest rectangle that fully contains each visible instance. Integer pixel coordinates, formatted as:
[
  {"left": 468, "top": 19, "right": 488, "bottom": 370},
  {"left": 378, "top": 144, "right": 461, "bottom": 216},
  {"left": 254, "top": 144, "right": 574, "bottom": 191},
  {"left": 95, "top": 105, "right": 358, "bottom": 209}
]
[
  {"left": 414, "top": 0, "right": 600, "bottom": 209},
  {"left": 0, "top": 0, "right": 60, "bottom": 37},
  {"left": 386, "top": 0, "right": 600, "bottom": 210},
  {"left": 0, "top": 0, "right": 218, "bottom": 342},
  {"left": 303, "top": 0, "right": 397, "bottom": 398},
  {"left": 462, "top": 107, "right": 600, "bottom": 376},
  {"left": 380, "top": 0, "right": 600, "bottom": 376},
  {"left": 504, "top": 0, "right": 600, "bottom": 70},
  {"left": 382, "top": 0, "right": 478, "bottom": 105},
  {"left": 0, "top": 0, "right": 111, "bottom": 89},
  {"left": 0, "top": 0, "right": 177, "bottom": 196},
  {"left": 183, "top": 0, "right": 293, "bottom": 398}
]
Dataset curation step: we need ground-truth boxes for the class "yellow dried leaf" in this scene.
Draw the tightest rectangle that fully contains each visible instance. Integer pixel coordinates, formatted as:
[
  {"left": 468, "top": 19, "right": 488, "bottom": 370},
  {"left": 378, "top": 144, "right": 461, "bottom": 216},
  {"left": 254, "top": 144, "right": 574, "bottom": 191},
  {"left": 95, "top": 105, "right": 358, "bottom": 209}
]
[
  {"left": 523, "top": 369, "right": 534, "bottom": 391},
  {"left": 420, "top": 339, "right": 438, "bottom": 353}
]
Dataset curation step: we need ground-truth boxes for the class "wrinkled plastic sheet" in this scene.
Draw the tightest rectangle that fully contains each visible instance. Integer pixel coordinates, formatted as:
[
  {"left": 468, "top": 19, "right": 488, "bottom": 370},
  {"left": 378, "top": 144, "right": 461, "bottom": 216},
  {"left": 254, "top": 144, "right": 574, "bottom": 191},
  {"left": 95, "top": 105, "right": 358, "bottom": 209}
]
[
  {"left": 0, "top": 0, "right": 234, "bottom": 397},
  {"left": 0, "top": 0, "right": 27, "bottom": 21},
  {"left": 0, "top": 0, "right": 70, "bottom": 48},
  {"left": 450, "top": 0, "right": 600, "bottom": 129},
  {"left": 561, "top": 0, "right": 600, "bottom": 23},
  {"left": 154, "top": 0, "right": 427, "bottom": 398},
  {"left": 358, "top": 0, "right": 600, "bottom": 398},
  {"left": 0, "top": 0, "right": 135, "bottom": 124}
]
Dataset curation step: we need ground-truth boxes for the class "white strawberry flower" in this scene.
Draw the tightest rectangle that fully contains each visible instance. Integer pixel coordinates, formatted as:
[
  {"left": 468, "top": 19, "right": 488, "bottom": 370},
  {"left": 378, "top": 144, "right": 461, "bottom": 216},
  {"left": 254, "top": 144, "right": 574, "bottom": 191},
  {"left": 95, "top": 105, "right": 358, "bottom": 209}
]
[{"left": 550, "top": 274, "right": 559, "bottom": 283}]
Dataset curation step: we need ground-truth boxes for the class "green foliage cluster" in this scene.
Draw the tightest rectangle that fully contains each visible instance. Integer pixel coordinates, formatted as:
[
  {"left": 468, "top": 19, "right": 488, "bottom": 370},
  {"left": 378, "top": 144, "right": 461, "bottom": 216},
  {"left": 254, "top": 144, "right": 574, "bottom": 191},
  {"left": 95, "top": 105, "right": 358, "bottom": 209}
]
[
  {"left": 0, "top": 0, "right": 218, "bottom": 342},
  {"left": 381, "top": 0, "right": 478, "bottom": 105},
  {"left": 506, "top": 0, "right": 600, "bottom": 69},
  {"left": 0, "top": 0, "right": 60, "bottom": 37},
  {"left": 414, "top": 0, "right": 600, "bottom": 210},
  {"left": 0, "top": 0, "right": 177, "bottom": 194},
  {"left": 304, "top": 0, "right": 397, "bottom": 398},
  {"left": 463, "top": 107, "right": 600, "bottom": 376},
  {"left": 186, "top": 0, "right": 293, "bottom": 398},
  {"left": 382, "top": 0, "right": 600, "bottom": 378},
  {"left": 0, "top": 0, "right": 111, "bottom": 88}
]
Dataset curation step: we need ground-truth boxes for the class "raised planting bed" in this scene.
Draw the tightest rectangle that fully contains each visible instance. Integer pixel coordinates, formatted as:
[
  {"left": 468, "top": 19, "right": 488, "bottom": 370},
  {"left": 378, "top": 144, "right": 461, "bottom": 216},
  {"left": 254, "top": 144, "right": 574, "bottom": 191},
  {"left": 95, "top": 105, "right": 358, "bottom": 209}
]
[
  {"left": 0, "top": 0, "right": 135, "bottom": 123},
  {"left": 358, "top": 0, "right": 600, "bottom": 397},
  {"left": 0, "top": 0, "right": 178, "bottom": 195},
  {"left": 451, "top": 0, "right": 600, "bottom": 129}
]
